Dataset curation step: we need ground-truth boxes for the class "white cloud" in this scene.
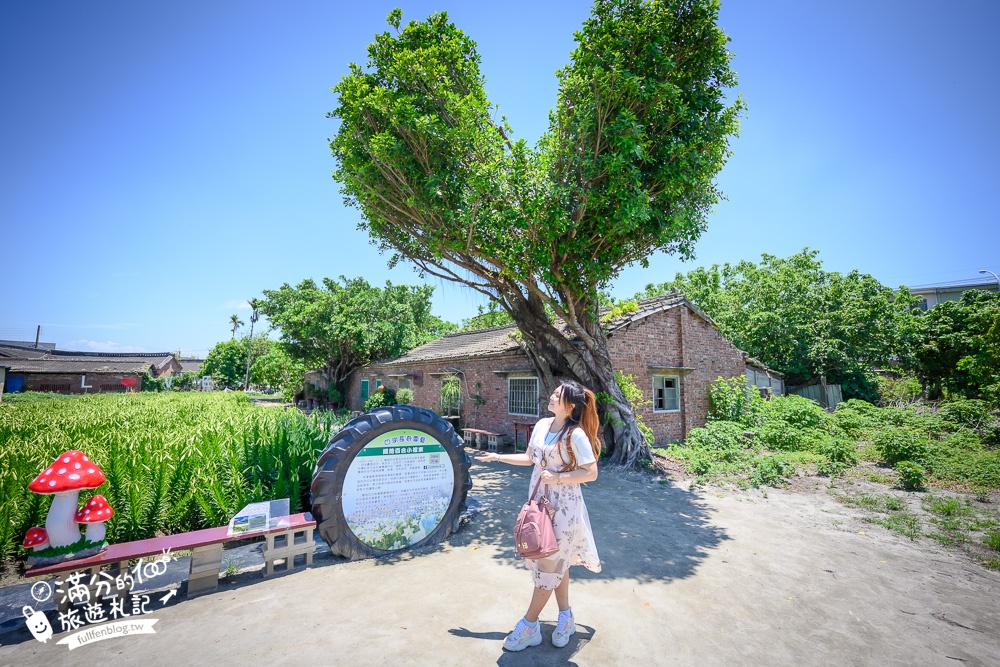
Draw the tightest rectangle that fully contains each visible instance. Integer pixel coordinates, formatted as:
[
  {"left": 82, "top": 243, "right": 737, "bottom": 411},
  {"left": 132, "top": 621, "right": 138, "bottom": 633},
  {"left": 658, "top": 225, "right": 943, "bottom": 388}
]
[
  {"left": 222, "top": 299, "right": 254, "bottom": 310},
  {"left": 68, "top": 339, "right": 148, "bottom": 353}
]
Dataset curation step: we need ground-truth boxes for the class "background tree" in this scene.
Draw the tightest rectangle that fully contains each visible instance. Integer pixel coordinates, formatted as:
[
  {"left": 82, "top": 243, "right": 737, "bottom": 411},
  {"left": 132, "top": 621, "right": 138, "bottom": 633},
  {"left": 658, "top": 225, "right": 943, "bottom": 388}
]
[
  {"left": 910, "top": 289, "right": 1000, "bottom": 404},
  {"left": 639, "top": 249, "right": 919, "bottom": 401},
  {"left": 329, "top": 2, "right": 743, "bottom": 465},
  {"left": 258, "top": 276, "right": 439, "bottom": 399},
  {"left": 203, "top": 337, "right": 274, "bottom": 389},
  {"left": 459, "top": 302, "right": 515, "bottom": 331},
  {"left": 229, "top": 314, "right": 244, "bottom": 339},
  {"left": 251, "top": 344, "right": 308, "bottom": 401}
]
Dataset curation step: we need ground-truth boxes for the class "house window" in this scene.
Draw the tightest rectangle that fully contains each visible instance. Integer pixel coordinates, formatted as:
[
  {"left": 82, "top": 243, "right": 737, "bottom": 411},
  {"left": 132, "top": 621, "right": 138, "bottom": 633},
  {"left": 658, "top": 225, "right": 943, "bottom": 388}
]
[
  {"left": 508, "top": 377, "right": 539, "bottom": 416},
  {"left": 397, "top": 377, "right": 411, "bottom": 390},
  {"left": 440, "top": 376, "right": 461, "bottom": 417},
  {"left": 653, "top": 376, "right": 680, "bottom": 412},
  {"left": 374, "top": 379, "right": 383, "bottom": 390},
  {"left": 360, "top": 379, "right": 370, "bottom": 402}
]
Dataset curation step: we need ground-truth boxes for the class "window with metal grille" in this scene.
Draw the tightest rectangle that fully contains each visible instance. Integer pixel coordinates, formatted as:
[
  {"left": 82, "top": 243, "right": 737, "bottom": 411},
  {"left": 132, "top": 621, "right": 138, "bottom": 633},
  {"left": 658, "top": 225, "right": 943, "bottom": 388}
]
[
  {"left": 508, "top": 377, "right": 539, "bottom": 416},
  {"left": 653, "top": 376, "right": 679, "bottom": 412}
]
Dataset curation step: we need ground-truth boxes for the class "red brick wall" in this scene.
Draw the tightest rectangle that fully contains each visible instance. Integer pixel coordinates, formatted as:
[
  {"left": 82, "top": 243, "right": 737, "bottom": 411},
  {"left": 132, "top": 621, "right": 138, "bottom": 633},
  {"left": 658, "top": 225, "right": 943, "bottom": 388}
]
[
  {"left": 20, "top": 373, "right": 144, "bottom": 394},
  {"left": 348, "top": 304, "right": 748, "bottom": 445},
  {"left": 607, "top": 306, "right": 746, "bottom": 443},
  {"left": 347, "top": 354, "right": 544, "bottom": 438}
]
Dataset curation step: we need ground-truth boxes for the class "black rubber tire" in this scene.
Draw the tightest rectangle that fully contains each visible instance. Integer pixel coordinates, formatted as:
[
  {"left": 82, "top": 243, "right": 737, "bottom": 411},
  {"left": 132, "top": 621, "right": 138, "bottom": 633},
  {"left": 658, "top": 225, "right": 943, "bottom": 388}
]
[{"left": 310, "top": 404, "right": 472, "bottom": 560}]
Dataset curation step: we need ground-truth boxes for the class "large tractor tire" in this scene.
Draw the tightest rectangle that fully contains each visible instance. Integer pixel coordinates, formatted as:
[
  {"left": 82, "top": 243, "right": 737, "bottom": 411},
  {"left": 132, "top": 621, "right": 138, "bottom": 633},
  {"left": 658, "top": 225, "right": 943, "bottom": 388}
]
[{"left": 310, "top": 405, "right": 472, "bottom": 560}]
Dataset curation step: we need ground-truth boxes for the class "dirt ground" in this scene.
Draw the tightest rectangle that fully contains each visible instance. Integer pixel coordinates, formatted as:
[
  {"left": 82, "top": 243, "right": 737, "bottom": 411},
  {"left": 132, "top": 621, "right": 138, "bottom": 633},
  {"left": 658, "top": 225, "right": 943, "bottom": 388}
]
[{"left": 2, "top": 461, "right": 999, "bottom": 666}]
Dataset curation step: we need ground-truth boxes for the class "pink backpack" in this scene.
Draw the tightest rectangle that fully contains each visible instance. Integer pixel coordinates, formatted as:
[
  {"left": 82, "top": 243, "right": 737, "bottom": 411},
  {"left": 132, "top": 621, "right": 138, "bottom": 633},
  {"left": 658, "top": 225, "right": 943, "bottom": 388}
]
[{"left": 514, "top": 478, "right": 558, "bottom": 560}]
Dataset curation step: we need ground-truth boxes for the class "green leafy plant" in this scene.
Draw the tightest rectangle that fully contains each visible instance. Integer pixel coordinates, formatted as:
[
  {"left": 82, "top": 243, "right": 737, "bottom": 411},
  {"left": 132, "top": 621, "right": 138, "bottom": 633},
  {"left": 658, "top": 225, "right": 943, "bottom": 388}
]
[
  {"left": 396, "top": 388, "right": 414, "bottom": 405},
  {"left": 708, "top": 375, "right": 765, "bottom": 426},
  {"left": 874, "top": 426, "right": 930, "bottom": 466},
  {"left": 895, "top": 461, "right": 926, "bottom": 491},
  {"left": 364, "top": 385, "right": 398, "bottom": 412}
]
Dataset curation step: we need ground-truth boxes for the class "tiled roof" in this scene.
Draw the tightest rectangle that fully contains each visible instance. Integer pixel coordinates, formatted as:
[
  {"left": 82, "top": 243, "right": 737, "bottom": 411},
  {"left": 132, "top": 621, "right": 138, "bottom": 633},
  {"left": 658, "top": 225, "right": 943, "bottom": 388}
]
[
  {"left": 378, "top": 292, "right": 712, "bottom": 367},
  {"left": 178, "top": 358, "right": 204, "bottom": 374},
  {"left": 0, "top": 345, "right": 176, "bottom": 375},
  {"left": 378, "top": 324, "right": 522, "bottom": 366},
  {"left": 5, "top": 359, "right": 157, "bottom": 374}
]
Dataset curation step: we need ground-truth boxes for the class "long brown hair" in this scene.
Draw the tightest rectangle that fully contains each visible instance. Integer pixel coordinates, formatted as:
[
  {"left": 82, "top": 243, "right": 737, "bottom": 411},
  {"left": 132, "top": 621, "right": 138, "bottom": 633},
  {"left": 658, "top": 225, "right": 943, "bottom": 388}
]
[{"left": 554, "top": 380, "right": 603, "bottom": 472}]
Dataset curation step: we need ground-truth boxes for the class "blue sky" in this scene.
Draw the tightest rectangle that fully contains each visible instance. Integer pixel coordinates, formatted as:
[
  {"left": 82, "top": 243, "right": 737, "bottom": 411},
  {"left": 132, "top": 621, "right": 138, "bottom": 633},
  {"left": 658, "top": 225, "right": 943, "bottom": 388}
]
[{"left": 2, "top": 1, "right": 997, "bottom": 357}]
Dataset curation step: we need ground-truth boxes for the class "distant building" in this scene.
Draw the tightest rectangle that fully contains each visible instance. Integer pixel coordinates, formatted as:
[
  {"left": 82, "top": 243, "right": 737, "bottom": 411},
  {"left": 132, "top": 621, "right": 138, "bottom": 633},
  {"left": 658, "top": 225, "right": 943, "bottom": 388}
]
[
  {"left": 0, "top": 345, "right": 181, "bottom": 394},
  {"left": 177, "top": 358, "right": 205, "bottom": 375},
  {"left": 907, "top": 278, "right": 998, "bottom": 311}
]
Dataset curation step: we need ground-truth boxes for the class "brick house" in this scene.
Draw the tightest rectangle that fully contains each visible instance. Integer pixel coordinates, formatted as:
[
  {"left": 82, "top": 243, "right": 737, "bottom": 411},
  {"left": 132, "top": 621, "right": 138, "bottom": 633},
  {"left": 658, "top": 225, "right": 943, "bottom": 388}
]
[
  {"left": 348, "top": 293, "right": 780, "bottom": 446},
  {"left": 0, "top": 345, "right": 182, "bottom": 394}
]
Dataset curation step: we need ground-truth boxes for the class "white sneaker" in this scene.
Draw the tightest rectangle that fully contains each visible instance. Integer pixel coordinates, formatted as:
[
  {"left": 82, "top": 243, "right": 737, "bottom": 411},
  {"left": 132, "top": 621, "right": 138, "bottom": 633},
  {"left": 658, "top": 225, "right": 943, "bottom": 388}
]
[
  {"left": 552, "top": 610, "right": 575, "bottom": 648},
  {"left": 503, "top": 617, "right": 542, "bottom": 651}
]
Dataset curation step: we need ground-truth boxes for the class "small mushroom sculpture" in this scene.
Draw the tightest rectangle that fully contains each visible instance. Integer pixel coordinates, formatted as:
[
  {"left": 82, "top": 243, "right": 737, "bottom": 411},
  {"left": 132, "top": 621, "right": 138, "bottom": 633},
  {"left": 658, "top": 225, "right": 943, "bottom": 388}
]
[
  {"left": 27, "top": 450, "right": 107, "bottom": 548},
  {"left": 22, "top": 527, "right": 49, "bottom": 552},
  {"left": 75, "top": 495, "right": 114, "bottom": 543}
]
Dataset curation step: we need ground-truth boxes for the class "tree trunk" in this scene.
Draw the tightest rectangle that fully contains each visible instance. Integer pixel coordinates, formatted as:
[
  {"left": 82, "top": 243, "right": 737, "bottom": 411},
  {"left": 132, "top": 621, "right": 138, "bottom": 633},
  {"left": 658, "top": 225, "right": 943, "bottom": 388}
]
[{"left": 507, "top": 298, "right": 650, "bottom": 468}]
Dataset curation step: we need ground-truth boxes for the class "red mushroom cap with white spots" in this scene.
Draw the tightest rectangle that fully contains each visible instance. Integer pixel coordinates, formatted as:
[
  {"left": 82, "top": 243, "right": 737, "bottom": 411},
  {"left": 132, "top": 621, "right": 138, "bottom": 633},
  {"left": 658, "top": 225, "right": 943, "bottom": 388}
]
[
  {"left": 23, "top": 527, "right": 49, "bottom": 548},
  {"left": 27, "top": 450, "right": 106, "bottom": 494},
  {"left": 75, "top": 495, "right": 114, "bottom": 523}
]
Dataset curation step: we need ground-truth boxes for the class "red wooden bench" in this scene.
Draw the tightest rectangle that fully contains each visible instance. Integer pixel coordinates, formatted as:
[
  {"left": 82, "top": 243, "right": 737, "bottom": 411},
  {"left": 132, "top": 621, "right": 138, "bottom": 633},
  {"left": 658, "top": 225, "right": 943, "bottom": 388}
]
[{"left": 25, "top": 513, "right": 316, "bottom": 610}]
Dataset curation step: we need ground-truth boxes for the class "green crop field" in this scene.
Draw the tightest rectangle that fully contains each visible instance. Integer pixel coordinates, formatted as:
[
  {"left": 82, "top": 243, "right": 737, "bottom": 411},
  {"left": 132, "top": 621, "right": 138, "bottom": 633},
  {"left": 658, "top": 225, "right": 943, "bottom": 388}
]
[{"left": 0, "top": 392, "right": 343, "bottom": 564}]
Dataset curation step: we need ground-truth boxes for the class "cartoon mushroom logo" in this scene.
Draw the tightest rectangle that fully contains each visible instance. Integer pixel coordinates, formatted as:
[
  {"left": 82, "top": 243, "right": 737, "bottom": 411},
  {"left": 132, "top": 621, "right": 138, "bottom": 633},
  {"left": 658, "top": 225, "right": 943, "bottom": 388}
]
[
  {"left": 27, "top": 450, "right": 107, "bottom": 548},
  {"left": 75, "top": 495, "right": 114, "bottom": 543},
  {"left": 22, "top": 527, "right": 49, "bottom": 552}
]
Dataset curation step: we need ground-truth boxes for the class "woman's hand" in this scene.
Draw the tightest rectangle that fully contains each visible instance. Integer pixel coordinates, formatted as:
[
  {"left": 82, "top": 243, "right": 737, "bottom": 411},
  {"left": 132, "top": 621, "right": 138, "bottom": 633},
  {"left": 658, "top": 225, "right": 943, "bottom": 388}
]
[
  {"left": 474, "top": 452, "right": 500, "bottom": 463},
  {"left": 539, "top": 470, "right": 560, "bottom": 485}
]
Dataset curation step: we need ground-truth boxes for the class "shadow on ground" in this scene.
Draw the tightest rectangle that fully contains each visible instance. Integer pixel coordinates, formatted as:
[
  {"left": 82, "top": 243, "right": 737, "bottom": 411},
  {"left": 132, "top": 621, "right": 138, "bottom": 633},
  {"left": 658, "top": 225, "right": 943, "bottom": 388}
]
[{"left": 0, "top": 453, "right": 726, "bottom": 648}]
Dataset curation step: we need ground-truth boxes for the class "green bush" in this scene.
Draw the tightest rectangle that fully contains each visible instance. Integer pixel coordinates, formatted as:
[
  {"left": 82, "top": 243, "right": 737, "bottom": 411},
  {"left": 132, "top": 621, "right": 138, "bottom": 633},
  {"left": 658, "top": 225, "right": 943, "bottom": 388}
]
[
  {"left": 684, "top": 421, "right": 747, "bottom": 455},
  {"left": 873, "top": 426, "right": 930, "bottom": 466},
  {"left": 750, "top": 456, "right": 793, "bottom": 487},
  {"left": 813, "top": 434, "right": 858, "bottom": 464},
  {"left": 939, "top": 398, "right": 1000, "bottom": 446},
  {"left": 756, "top": 422, "right": 804, "bottom": 451},
  {"left": 396, "top": 388, "right": 414, "bottom": 405},
  {"left": 816, "top": 460, "right": 851, "bottom": 477},
  {"left": 876, "top": 374, "right": 923, "bottom": 407},
  {"left": 140, "top": 372, "right": 166, "bottom": 392},
  {"left": 765, "top": 394, "right": 827, "bottom": 430},
  {"left": 708, "top": 375, "right": 765, "bottom": 427},
  {"left": 363, "top": 386, "right": 397, "bottom": 412},
  {"left": 895, "top": 461, "right": 926, "bottom": 491}
]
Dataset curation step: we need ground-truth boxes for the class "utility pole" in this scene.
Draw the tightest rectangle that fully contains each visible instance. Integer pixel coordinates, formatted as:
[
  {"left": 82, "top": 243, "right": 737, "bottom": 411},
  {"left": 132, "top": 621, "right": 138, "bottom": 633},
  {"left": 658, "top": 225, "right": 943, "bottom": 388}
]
[
  {"left": 244, "top": 299, "right": 260, "bottom": 391},
  {"left": 34, "top": 325, "right": 41, "bottom": 349}
]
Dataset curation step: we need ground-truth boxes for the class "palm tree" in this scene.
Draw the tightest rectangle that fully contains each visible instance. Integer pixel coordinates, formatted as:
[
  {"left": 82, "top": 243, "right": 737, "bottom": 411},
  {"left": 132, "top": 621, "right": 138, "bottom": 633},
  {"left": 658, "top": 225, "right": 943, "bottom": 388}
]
[{"left": 229, "top": 314, "right": 244, "bottom": 339}]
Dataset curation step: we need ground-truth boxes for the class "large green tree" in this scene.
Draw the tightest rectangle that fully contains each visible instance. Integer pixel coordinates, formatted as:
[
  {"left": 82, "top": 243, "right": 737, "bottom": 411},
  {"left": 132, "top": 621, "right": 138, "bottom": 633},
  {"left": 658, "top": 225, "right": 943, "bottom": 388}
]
[
  {"left": 639, "top": 249, "right": 920, "bottom": 400},
  {"left": 911, "top": 289, "right": 1000, "bottom": 403},
  {"left": 329, "top": 1, "right": 742, "bottom": 465},
  {"left": 258, "top": 276, "right": 438, "bottom": 398}
]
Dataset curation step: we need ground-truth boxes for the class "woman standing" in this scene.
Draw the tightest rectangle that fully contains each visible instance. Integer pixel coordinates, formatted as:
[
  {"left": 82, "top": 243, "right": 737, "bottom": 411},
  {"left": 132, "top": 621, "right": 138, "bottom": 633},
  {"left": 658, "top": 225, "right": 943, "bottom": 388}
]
[{"left": 475, "top": 380, "right": 602, "bottom": 651}]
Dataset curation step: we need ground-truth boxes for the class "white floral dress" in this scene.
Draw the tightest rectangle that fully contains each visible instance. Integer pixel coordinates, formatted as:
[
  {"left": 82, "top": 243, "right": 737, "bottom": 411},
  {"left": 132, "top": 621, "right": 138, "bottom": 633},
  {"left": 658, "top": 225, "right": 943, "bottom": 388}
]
[{"left": 524, "top": 418, "right": 601, "bottom": 589}]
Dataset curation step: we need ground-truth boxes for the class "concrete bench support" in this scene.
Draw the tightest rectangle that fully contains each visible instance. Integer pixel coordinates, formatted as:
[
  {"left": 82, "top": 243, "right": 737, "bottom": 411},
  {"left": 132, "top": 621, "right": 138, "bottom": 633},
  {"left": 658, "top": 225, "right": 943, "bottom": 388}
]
[{"left": 262, "top": 525, "right": 315, "bottom": 576}]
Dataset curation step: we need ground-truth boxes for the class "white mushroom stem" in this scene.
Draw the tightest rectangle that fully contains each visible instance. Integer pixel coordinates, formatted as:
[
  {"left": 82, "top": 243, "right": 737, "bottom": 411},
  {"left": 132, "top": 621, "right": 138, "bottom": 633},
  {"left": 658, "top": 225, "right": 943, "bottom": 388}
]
[
  {"left": 84, "top": 522, "right": 106, "bottom": 543},
  {"left": 45, "top": 491, "right": 84, "bottom": 548}
]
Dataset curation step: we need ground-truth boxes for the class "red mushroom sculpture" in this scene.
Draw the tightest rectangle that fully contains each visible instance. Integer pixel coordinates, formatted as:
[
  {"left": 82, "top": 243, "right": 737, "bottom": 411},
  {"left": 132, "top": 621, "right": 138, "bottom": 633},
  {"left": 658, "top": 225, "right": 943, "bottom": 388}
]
[
  {"left": 23, "top": 527, "right": 50, "bottom": 552},
  {"left": 27, "top": 450, "right": 106, "bottom": 548},
  {"left": 75, "top": 495, "right": 114, "bottom": 543}
]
